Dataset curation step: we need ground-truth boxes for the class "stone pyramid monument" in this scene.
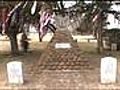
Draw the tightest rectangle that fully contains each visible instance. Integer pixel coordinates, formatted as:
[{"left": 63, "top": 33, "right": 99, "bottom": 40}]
[{"left": 32, "top": 31, "right": 91, "bottom": 72}]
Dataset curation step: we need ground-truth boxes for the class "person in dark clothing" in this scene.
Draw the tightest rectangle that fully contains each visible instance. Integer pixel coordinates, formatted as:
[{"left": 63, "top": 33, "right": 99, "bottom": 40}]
[{"left": 20, "top": 33, "right": 29, "bottom": 53}]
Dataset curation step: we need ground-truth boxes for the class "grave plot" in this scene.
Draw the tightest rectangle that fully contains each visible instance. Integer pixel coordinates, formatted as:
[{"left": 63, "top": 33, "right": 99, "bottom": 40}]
[{"left": 30, "top": 31, "right": 93, "bottom": 72}]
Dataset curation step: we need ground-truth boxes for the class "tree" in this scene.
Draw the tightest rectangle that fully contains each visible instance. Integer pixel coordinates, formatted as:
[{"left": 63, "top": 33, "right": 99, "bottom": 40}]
[
  {"left": 5, "top": 2, "right": 26, "bottom": 55},
  {"left": 0, "top": 1, "right": 54, "bottom": 55},
  {"left": 65, "top": 1, "right": 112, "bottom": 53},
  {"left": 0, "top": 1, "right": 33, "bottom": 55},
  {"left": 92, "top": 1, "right": 112, "bottom": 53},
  {"left": 76, "top": 1, "right": 112, "bottom": 53}
]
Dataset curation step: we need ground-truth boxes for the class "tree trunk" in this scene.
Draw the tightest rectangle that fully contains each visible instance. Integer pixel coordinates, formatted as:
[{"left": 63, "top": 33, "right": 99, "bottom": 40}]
[
  {"left": 38, "top": 32, "right": 41, "bottom": 42},
  {"left": 97, "top": 22, "right": 103, "bottom": 53},
  {"left": 9, "top": 34, "right": 19, "bottom": 55}
]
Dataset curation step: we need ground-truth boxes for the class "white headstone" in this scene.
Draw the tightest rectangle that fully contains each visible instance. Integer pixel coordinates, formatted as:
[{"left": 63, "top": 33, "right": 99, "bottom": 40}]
[
  {"left": 7, "top": 61, "right": 23, "bottom": 84},
  {"left": 100, "top": 57, "right": 117, "bottom": 84},
  {"left": 55, "top": 43, "right": 71, "bottom": 49},
  {"left": 111, "top": 43, "right": 117, "bottom": 51}
]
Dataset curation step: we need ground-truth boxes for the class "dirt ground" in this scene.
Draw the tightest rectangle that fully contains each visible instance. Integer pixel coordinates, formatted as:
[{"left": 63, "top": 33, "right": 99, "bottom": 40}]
[{"left": 0, "top": 36, "right": 120, "bottom": 89}]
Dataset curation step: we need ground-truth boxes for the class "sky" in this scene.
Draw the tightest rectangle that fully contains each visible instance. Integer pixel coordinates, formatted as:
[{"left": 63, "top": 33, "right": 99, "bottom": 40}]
[{"left": 106, "top": 4, "right": 120, "bottom": 29}]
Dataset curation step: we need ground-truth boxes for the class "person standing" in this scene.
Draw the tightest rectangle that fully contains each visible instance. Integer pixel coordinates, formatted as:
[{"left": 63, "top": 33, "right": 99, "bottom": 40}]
[{"left": 20, "top": 32, "right": 29, "bottom": 53}]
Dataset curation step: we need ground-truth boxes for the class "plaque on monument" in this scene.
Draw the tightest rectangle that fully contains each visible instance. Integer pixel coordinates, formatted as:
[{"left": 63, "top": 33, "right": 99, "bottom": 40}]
[
  {"left": 100, "top": 57, "right": 117, "bottom": 83},
  {"left": 7, "top": 61, "right": 23, "bottom": 84},
  {"left": 55, "top": 43, "right": 71, "bottom": 49}
]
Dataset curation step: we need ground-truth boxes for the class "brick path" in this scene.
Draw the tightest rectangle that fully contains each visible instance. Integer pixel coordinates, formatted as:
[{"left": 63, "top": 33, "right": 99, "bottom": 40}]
[{"left": 1, "top": 70, "right": 119, "bottom": 90}]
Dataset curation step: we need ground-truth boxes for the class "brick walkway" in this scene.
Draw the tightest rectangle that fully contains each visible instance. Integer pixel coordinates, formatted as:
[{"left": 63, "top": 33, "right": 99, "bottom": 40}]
[{"left": 1, "top": 70, "right": 120, "bottom": 90}]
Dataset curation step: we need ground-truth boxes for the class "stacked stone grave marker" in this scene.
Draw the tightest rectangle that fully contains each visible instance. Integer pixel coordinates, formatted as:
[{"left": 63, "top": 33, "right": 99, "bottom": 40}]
[{"left": 32, "top": 31, "right": 92, "bottom": 72}]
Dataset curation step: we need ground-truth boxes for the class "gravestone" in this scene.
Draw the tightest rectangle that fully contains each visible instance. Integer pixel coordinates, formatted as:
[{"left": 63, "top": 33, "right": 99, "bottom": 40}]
[
  {"left": 7, "top": 61, "right": 23, "bottom": 84},
  {"left": 111, "top": 43, "right": 117, "bottom": 51},
  {"left": 100, "top": 57, "right": 117, "bottom": 84}
]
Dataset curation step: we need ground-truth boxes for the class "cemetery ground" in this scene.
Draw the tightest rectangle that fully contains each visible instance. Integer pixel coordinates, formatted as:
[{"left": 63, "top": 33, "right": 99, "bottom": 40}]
[{"left": 0, "top": 34, "right": 120, "bottom": 89}]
